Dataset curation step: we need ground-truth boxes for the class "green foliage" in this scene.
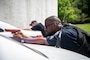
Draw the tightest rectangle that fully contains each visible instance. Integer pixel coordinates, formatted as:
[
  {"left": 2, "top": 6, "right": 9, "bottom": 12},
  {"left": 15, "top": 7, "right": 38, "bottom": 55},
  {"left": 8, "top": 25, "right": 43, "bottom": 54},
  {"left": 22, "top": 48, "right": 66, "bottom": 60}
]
[
  {"left": 76, "top": 23, "right": 90, "bottom": 34},
  {"left": 58, "top": 0, "right": 90, "bottom": 23},
  {"left": 74, "top": 0, "right": 89, "bottom": 23},
  {"left": 58, "top": 0, "right": 81, "bottom": 23}
]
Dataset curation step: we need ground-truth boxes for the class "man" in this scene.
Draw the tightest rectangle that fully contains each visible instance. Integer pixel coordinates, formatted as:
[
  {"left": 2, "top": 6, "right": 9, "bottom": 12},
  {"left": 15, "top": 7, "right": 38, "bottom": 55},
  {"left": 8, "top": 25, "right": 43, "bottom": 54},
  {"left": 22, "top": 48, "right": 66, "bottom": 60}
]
[
  {"left": 13, "top": 16, "right": 82, "bottom": 55},
  {"left": 29, "top": 20, "right": 38, "bottom": 27},
  {"left": 30, "top": 20, "right": 46, "bottom": 37}
]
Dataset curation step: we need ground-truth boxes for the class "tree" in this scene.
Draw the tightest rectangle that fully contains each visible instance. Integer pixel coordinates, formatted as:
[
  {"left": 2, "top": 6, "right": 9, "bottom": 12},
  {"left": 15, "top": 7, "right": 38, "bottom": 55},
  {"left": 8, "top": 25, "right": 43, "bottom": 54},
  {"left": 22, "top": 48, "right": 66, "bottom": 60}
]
[
  {"left": 58, "top": 0, "right": 81, "bottom": 23},
  {"left": 58, "top": 0, "right": 90, "bottom": 23},
  {"left": 77, "top": 0, "right": 90, "bottom": 23}
]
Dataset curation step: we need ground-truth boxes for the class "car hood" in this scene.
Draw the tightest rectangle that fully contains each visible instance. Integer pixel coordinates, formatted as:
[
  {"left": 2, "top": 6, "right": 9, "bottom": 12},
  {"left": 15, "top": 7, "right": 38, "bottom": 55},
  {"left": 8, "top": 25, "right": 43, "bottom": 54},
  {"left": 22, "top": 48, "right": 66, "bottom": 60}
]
[
  {"left": 23, "top": 43, "right": 90, "bottom": 60},
  {"left": 0, "top": 35, "right": 48, "bottom": 60}
]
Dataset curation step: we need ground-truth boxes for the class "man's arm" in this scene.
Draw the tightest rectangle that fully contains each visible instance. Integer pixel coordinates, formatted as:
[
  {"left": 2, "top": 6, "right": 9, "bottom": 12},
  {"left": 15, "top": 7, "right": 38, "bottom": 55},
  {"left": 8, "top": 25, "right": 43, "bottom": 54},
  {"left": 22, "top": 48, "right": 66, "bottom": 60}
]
[
  {"left": 12, "top": 31, "right": 49, "bottom": 45},
  {"left": 23, "top": 28, "right": 32, "bottom": 30},
  {"left": 23, "top": 37, "right": 49, "bottom": 45}
]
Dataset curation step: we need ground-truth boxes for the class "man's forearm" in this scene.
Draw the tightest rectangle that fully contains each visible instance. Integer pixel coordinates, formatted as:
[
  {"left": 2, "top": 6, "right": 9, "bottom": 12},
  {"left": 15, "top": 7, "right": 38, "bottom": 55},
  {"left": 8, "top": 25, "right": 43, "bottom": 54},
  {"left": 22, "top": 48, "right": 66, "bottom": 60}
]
[{"left": 23, "top": 37, "right": 49, "bottom": 45}]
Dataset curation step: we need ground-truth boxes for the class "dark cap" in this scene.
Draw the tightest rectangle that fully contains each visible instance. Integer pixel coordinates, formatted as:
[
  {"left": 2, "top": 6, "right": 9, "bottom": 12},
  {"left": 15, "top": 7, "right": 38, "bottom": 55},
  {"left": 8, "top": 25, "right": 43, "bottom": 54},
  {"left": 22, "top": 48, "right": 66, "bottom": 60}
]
[{"left": 30, "top": 20, "right": 37, "bottom": 26}]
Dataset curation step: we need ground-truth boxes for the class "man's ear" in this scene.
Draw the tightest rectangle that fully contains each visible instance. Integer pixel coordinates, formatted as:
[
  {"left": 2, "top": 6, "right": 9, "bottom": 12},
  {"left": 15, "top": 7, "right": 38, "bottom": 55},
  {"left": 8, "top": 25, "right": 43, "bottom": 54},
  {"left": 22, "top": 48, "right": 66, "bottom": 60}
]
[
  {"left": 58, "top": 24, "right": 61, "bottom": 27},
  {"left": 54, "top": 22, "right": 57, "bottom": 25}
]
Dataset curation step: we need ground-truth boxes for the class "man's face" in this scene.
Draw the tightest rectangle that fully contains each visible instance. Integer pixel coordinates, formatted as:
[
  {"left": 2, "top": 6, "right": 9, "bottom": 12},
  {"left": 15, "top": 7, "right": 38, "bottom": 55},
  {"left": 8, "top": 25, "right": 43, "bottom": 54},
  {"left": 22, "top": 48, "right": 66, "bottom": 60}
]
[{"left": 45, "top": 20, "right": 56, "bottom": 36}]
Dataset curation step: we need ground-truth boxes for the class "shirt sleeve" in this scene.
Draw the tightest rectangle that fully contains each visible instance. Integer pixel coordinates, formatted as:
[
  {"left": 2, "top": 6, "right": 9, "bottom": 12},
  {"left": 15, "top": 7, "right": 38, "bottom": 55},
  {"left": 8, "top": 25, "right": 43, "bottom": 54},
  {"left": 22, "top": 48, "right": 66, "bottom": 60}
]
[
  {"left": 61, "top": 28, "right": 80, "bottom": 51},
  {"left": 46, "top": 35, "right": 58, "bottom": 46}
]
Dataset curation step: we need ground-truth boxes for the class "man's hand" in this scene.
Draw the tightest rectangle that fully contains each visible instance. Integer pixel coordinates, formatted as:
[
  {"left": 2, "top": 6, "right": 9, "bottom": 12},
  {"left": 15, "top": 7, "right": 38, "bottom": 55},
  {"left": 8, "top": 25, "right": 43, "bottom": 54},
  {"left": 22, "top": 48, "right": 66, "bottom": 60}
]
[{"left": 12, "top": 31, "right": 24, "bottom": 42}]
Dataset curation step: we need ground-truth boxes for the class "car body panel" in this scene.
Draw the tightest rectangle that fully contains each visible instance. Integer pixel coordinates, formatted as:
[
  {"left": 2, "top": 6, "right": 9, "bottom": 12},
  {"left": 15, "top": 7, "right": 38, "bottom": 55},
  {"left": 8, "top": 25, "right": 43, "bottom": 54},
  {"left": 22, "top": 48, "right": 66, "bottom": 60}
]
[
  {"left": 0, "top": 35, "right": 48, "bottom": 60},
  {"left": 0, "top": 35, "right": 90, "bottom": 60},
  {"left": 24, "top": 43, "right": 90, "bottom": 60},
  {"left": 0, "top": 21, "right": 18, "bottom": 29}
]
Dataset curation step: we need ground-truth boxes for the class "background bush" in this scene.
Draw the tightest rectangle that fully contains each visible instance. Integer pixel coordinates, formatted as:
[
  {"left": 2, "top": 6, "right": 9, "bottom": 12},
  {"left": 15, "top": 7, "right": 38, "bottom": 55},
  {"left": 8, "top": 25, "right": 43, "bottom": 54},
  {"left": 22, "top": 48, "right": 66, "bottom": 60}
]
[{"left": 58, "top": 0, "right": 90, "bottom": 24}]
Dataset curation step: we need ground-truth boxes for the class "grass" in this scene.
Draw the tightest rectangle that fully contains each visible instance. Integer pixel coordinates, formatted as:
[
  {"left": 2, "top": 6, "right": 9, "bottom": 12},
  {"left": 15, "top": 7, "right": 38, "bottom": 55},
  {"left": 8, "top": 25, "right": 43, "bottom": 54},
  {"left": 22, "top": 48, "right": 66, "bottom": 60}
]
[{"left": 75, "top": 23, "right": 90, "bottom": 34}]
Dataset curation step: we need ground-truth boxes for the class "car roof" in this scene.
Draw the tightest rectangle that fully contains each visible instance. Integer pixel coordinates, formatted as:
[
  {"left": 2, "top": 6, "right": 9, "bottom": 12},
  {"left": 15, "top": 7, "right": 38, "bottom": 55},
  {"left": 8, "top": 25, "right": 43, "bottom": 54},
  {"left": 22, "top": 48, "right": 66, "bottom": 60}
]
[
  {"left": 0, "top": 21, "right": 18, "bottom": 29},
  {"left": 0, "top": 21, "right": 42, "bottom": 37}
]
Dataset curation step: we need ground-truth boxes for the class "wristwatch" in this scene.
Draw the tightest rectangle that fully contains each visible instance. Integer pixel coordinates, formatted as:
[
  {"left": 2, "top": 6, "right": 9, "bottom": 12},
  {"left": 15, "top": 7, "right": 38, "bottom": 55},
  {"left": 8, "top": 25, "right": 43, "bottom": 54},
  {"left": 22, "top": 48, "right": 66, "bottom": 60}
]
[{"left": 21, "top": 38, "right": 25, "bottom": 43}]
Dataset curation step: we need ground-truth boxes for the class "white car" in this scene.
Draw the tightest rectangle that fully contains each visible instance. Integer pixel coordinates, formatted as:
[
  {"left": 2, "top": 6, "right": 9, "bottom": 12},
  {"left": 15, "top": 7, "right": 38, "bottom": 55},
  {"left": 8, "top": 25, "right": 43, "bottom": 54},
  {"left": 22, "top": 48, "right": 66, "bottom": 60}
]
[
  {"left": 0, "top": 35, "right": 48, "bottom": 60},
  {"left": 0, "top": 21, "right": 42, "bottom": 37},
  {"left": 0, "top": 35, "right": 90, "bottom": 60}
]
